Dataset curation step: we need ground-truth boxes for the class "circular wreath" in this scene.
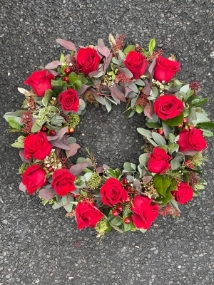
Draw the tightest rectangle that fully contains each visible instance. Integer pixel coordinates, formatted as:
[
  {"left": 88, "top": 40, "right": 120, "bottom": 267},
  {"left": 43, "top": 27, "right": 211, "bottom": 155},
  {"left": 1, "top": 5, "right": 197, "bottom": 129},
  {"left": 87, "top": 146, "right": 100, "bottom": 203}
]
[{"left": 4, "top": 34, "right": 214, "bottom": 236}]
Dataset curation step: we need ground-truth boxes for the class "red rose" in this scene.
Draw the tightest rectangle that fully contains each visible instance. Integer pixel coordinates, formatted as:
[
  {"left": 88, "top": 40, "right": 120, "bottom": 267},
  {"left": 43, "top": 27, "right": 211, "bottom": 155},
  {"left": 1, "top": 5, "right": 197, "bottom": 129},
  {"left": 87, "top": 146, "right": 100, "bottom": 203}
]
[
  {"left": 131, "top": 196, "right": 159, "bottom": 229},
  {"left": 58, "top": 88, "right": 79, "bottom": 112},
  {"left": 24, "top": 132, "right": 52, "bottom": 160},
  {"left": 124, "top": 51, "right": 148, "bottom": 79},
  {"left": 147, "top": 147, "right": 171, "bottom": 174},
  {"left": 172, "top": 182, "right": 193, "bottom": 204},
  {"left": 178, "top": 128, "right": 207, "bottom": 152},
  {"left": 154, "top": 56, "right": 181, "bottom": 83},
  {"left": 100, "top": 178, "right": 128, "bottom": 206},
  {"left": 76, "top": 47, "right": 101, "bottom": 75},
  {"left": 22, "top": 164, "right": 47, "bottom": 195},
  {"left": 24, "top": 70, "right": 54, "bottom": 97},
  {"left": 154, "top": 95, "right": 184, "bottom": 120},
  {"left": 75, "top": 202, "right": 104, "bottom": 230},
  {"left": 51, "top": 169, "right": 76, "bottom": 196}
]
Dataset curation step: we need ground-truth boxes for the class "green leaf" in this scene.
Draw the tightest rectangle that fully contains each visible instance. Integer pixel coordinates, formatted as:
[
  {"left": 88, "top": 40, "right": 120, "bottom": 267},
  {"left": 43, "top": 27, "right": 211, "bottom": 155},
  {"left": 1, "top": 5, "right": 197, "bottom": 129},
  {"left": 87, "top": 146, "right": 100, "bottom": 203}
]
[
  {"left": 135, "top": 105, "right": 144, "bottom": 114},
  {"left": 63, "top": 203, "right": 74, "bottom": 212},
  {"left": 123, "top": 162, "right": 136, "bottom": 172},
  {"left": 11, "top": 135, "right": 25, "bottom": 148},
  {"left": 73, "top": 79, "right": 82, "bottom": 90},
  {"left": 146, "top": 122, "right": 161, "bottom": 129},
  {"left": 163, "top": 112, "right": 184, "bottom": 127},
  {"left": 151, "top": 132, "right": 166, "bottom": 145},
  {"left": 123, "top": 45, "right": 135, "bottom": 55},
  {"left": 31, "top": 122, "right": 42, "bottom": 133},
  {"left": 156, "top": 190, "right": 173, "bottom": 205},
  {"left": 78, "top": 74, "right": 88, "bottom": 84},
  {"left": 68, "top": 72, "right": 78, "bottom": 83},
  {"left": 7, "top": 117, "right": 22, "bottom": 131},
  {"left": 190, "top": 98, "right": 208, "bottom": 107},
  {"left": 110, "top": 216, "right": 123, "bottom": 226},
  {"left": 134, "top": 79, "right": 145, "bottom": 86},
  {"left": 168, "top": 143, "right": 179, "bottom": 155},
  {"left": 42, "top": 90, "right": 53, "bottom": 106},
  {"left": 201, "top": 129, "right": 213, "bottom": 137},
  {"left": 195, "top": 121, "right": 214, "bottom": 129},
  {"left": 162, "top": 122, "right": 172, "bottom": 139},
  {"left": 153, "top": 175, "right": 171, "bottom": 197},
  {"left": 105, "top": 97, "right": 112, "bottom": 112},
  {"left": 51, "top": 78, "right": 67, "bottom": 92},
  {"left": 139, "top": 153, "right": 149, "bottom": 167},
  {"left": 179, "top": 84, "right": 189, "bottom": 94},
  {"left": 60, "top": 53, "right": 65, "bottom": 62},
  {"left": 148, "top": 38, "right": 156, "bottom": 54},
  {"left": 137, "top": 128, "right": 152, "bottom": 138}
]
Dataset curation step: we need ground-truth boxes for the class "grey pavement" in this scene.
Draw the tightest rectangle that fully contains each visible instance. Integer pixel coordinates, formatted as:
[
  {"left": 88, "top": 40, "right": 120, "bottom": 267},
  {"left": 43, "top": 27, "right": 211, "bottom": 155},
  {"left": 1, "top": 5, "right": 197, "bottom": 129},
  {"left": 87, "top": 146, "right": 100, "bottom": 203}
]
[{"left": 1, "top": 0, "right": 214, "bottom": 284}]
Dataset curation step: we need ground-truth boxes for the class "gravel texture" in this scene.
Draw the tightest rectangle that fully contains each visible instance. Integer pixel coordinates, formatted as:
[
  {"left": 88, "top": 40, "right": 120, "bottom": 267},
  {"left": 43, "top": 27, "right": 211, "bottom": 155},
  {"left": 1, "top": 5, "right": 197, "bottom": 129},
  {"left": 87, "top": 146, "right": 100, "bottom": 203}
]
[{"left": 1, "top": 0, "right": 214, "bottom": 284}]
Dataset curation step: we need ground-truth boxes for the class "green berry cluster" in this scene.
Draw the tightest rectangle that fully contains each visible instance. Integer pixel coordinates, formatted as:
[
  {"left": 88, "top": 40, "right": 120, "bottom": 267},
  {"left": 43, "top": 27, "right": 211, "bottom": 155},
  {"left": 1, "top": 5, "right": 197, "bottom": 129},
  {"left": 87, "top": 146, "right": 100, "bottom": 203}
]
[
  {"left": 87, "top": 172, "right": 102, "bottom": 190},
  {"left": 67, "top": 114, "right": 80, "bottom": 129}
]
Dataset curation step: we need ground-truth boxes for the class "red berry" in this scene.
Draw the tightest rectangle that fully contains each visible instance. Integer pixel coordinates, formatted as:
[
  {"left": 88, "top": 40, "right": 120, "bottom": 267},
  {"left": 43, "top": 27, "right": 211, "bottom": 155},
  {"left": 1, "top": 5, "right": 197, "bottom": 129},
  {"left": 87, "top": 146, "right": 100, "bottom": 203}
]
[
  {"left": 63, "top": 76, "right": 69, "bottom": 83},
  {"left": 124, "top": 217, "right": 131, "bottom": 224},
  {"left": 49, "top": 130, "right": 56, "bottom": 136},
  {"left": 41, "top": 125, "right": 47, "bottom": 132},
  {"left": 116, "top": 205, "right": 123, "bottom": 212},
  {"left": 64, "top": 67, "right": 72, "bottom": 75},
  {"left": 125, "top": 196, "right": 130, "bottom": 202},
  {"left": 125, "top": 186, "right": 132, "bottom": 192},
  {"left": 112, "top": 209, "right": 120, "bottom": 217},
  {"left": 122, "top": 178, "right": 128, "bottom": 185},
  {"left": 183, "top": 118, "right": 188, "bottom": 124},
  {"left": 158, "top": 129, "right": 164, "bottom": 135},
  {"left": 48, "top": 167, "right": 54, "bottom": 172}
]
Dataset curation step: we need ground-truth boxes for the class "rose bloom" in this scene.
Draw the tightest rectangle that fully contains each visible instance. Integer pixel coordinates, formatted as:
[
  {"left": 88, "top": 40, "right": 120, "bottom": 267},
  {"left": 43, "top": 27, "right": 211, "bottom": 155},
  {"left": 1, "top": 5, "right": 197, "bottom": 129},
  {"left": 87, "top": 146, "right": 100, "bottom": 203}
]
[
  {"left": 75, "top": 202, "right": 104, "bottom": 230},
  {"left": 22, "top": 164, "right": 47, "bottom": 195},
  {"left": 124, "top": 51, "right": 148, "bottom": 79},
  {"left": 24, "top": 132, "right": 52, "bottom": 160},
  {"left": 51, "top": 169, "right": 76, "bottom": 196},
  {"left": 100, "top": 178, "right": 128, "bottom": 207},
  {"left": 58, "top": 88, "right": 79, "bottom": 112},
  {"left": 178, "top": 128, "right": 207, "bottom": 152},
  {"left": 154, "top": 94, "right": 184, "bottom": 121},
  {"left": 24, "top": 70, "right": 54, "bottom": 97},
  {"left": 131, "top": 196, "right": 159, "bottom": 229},
  {"left": 172, "top": 182, "right": 193, "bottom": 204},
  {"left": 147, "top": 147, "right": 171, "bottom": 174},
  {"left": 76, "top": 47, "right": 101, "bottom": 75},
  {"left": 153, "top": 56, "right": 181, "bottom": 83}
]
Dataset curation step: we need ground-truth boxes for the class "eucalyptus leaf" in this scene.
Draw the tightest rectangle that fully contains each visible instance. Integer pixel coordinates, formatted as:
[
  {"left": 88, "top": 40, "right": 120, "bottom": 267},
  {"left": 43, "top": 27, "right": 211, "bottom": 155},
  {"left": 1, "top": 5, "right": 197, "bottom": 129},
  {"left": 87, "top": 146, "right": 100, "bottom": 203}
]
[
  {"left": 151, "top": 132, "right": 166, "bottom": 145},
  {"left": 137, "top": 128, "right": 152, "bottom": 138}
]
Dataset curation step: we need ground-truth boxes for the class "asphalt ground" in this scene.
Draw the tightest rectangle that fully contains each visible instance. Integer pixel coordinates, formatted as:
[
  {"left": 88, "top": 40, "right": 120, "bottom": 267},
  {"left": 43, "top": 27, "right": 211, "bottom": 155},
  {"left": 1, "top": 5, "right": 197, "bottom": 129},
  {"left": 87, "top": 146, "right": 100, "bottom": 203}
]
[{"left": 0, "top": 0, "right": 214, "bottom": 284}]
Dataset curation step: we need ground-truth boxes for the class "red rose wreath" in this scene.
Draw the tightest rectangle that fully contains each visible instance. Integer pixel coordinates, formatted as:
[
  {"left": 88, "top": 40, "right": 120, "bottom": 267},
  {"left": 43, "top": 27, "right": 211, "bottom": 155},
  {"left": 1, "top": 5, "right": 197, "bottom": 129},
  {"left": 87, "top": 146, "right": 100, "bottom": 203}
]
[{"left": 4, "top": 34, "right": 213, "bottom": 236}]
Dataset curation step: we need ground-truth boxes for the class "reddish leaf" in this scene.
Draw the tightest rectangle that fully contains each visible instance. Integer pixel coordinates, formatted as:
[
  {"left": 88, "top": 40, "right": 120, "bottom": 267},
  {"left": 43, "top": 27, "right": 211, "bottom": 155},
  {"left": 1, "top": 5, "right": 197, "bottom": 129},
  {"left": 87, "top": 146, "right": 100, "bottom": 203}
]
[
  {"left": 96, "top": 166, "right": 104, "bottom": 173},
  {"left": 117, "top": 67, "right": 133, "bottom": 78},
  {"left": 97, "top": 39, "right": 111, "bottom": 58},
  {"left": 77, "top": 84, "right": 88, "bottom": 96},
  {"left": 148, "top": 58, "right": 156, "bottom": 76},
  {"left": 103, "top": 53, "right": 112, "bottom": 72},
  {"left": 109, "top": 84, "right": 126, "bottom": 102},
  {"left": 143, "top": 176, "right": 152, "bottom": 184},
  {"left": 56, "top": 38, "right": 76, "bottom": 51},
  {"left": 69, "top": 162, "right": 89, "bottom": 176},
  {"left": 45, "top": 60, "right": 61, "bottom": 70},
  {"left": 144, "top": 102, "right": 154, "bottom": 119},
  {"left": 39, "top": 188, "right": 56, "bottom": 200},
  {"left": 65, "top": 143, "right": 80, "bottom": 158},
  {"left": 56, "top": 127, "right": 69, "bottom": 140},
  {"left": 143, "top": 79, "right": 151, "bottom": 95},
  {"left": 19, "top": 182, "right": 26, "bottom": 192}
]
